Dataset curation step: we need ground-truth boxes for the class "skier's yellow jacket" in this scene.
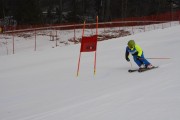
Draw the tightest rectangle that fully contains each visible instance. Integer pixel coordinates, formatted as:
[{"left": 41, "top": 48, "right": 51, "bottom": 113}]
[{"left": 126, "top": 44, "right": 143, "bottom": 57}]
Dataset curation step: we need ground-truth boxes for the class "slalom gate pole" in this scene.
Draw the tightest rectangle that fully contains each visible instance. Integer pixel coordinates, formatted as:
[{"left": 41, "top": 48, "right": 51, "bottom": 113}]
[
  {"left": 76, "top": 21, "right": 86, "bottom": 77},
  {"left": 77, "top": 52, "right": 82, "bottom": 77},
  {"left": 94, "top": 16, "right": 98, "bottom": 76},
  {"left": 94, "top": 51, "right": 97, "bottom": 75}
]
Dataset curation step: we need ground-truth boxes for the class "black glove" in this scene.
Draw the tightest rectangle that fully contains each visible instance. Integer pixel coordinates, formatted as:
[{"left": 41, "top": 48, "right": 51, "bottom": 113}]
[
  {"left": 126, "top": 57, "right": 130, "bottom": 62},
  {"left": 125, "top": 52, "right": 130, "bottom": 62}
]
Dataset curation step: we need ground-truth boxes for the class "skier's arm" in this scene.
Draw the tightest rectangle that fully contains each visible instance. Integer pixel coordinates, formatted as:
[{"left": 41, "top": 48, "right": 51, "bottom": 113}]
[{"left": 125, "top": 47, "right": 130, "bottom": 61}]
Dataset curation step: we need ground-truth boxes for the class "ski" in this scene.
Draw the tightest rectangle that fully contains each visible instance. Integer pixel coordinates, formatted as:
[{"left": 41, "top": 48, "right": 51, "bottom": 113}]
[
  {"left": 138, "top": 66, "right": 158, "bottom": 72},
  {"left": 128, "top": 66, "right": 158, "bottom": 73},
  {"left": 128, "top": 69, "right": 139, "bottom": 73}
]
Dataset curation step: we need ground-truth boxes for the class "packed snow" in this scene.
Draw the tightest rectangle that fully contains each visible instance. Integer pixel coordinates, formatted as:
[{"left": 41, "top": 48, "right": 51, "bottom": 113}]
[{"left": 0, "top": 23, "right": 180, "bottom": 120}]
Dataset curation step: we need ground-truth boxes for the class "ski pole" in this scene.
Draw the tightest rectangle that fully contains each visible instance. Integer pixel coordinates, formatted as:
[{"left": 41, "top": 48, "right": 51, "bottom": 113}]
[{"left": 129, "top": 61, "right": 133, "bottom": 68}]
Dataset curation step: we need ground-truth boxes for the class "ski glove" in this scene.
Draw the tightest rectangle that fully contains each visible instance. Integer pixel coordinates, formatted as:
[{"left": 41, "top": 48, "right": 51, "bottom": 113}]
[{"left": 126, "top": 57, "right": 130, "bottom": 62}]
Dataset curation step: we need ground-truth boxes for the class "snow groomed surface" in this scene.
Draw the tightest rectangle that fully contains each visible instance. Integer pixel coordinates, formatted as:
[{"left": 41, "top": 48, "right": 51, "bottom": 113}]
[{"left": 0, "top": 25, "right": 180, "bottom": 120}]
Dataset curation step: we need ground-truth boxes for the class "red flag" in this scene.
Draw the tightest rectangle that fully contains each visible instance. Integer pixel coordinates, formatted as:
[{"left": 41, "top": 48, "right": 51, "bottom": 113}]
[
  {"left": 80, "top": 35, "right": 97, "bottom": 52},
  {"left": 77, "top": 16, "right": 98, "bottom": 76}
]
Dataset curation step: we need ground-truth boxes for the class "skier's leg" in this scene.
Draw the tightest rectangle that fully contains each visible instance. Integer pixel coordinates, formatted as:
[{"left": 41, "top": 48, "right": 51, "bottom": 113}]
[
  {"left": 140, "top": 53, "right": 151, "bottom": 66},
  {"left": 133, "top": 55, "right": 143, "bottom": 67}
]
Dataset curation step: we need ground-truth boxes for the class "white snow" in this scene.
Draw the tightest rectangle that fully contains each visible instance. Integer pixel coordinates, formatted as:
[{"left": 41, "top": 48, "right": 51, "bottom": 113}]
[{"left": 0, "top": 24, "right": 180, "bottom": 120}]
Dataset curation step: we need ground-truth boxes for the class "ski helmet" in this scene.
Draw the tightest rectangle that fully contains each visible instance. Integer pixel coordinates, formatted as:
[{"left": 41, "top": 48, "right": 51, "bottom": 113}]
[{"left": 128, "top": 40, "right": 135, "bottom": 48}]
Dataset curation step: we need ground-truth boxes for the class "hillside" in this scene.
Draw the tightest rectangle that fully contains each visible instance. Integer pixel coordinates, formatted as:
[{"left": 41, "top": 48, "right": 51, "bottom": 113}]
[{"left": 0, "top": 25, "right": 180, "bottom": 120}]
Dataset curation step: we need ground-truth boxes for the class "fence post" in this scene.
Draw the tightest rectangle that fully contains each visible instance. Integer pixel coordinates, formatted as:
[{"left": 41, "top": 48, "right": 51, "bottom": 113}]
[
  {"left": 170, "top": 21, "right": 171, "bottom": 27},
  {"left": 104, "top": 23, "right": 106, "bottom": 32},
  {"left": 144, "top": 24, "right": 146, "bottom": 32},
  {"left": 56, "top": 29, "right": 58, "bottom": 47},
  {"left": 50, "top": 31, "right": 52, "bottom": 41},
  {"left": 12, "top": 30, "right": 15, "bottom": 54},
  {"left": 74, "top": 24, "right": 76, "bottom": 43},
  {"left": 132, "top": 26, "right": 134, "bottom": 34},
  {"left": 5, "top": 34, "right": 8, "bottom": 55},
  {"left": 34, "top": 29, "right": 36, "bottom": 51},
  {"left": 153, "top": 23, "right": 155, "bottom": 30}
]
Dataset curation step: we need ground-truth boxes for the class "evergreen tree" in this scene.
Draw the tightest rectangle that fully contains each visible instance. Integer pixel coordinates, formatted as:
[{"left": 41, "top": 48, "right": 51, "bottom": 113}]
[
  {"left": 0, "top": 0, "right": 179, "bottom": 24},
  {"left": 12, "top": 0, "right": 41, "bottom": 24}
]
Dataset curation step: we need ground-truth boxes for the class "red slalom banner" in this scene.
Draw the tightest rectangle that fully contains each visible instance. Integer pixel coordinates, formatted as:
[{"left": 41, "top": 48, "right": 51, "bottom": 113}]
[{"left": 77, "top": 16, "right": 98, "bottom": 77}]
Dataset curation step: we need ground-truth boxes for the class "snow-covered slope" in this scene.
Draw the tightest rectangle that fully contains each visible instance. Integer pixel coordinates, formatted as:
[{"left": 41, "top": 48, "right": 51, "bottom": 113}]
[{"left": 0, "top": 25, "right": 180, "bottom": 120}]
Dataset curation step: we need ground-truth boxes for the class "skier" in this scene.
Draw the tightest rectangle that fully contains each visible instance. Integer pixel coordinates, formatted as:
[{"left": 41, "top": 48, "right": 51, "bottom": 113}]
[{"left": 125, "top": 40, "right": 153, "bottom": 69}]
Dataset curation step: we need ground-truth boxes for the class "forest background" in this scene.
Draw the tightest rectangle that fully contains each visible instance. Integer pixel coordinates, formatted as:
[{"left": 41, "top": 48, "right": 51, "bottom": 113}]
[{"left": 0, "top": 0, "right": 180, "bottom": 26}]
